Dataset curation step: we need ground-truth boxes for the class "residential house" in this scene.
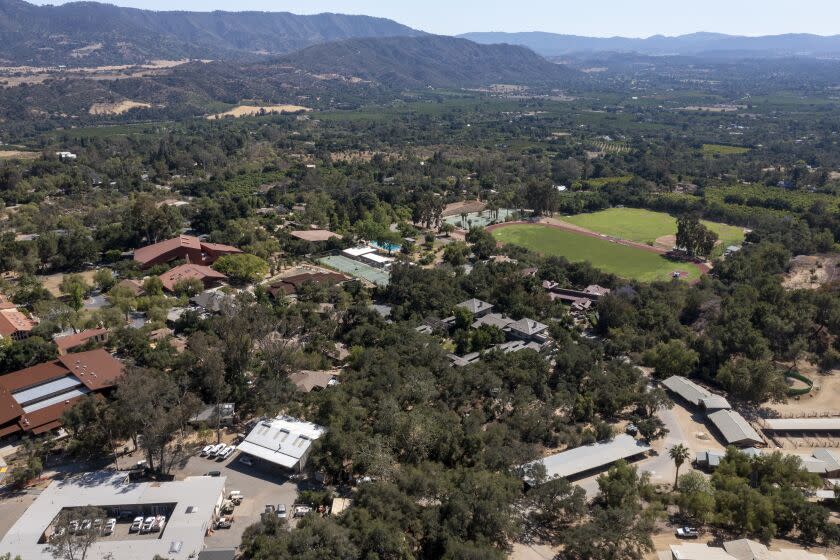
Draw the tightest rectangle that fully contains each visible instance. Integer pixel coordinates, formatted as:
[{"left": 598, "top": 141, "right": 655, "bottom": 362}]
[
  {"left": 190, "top": 289, "right": 233, "bottom": 313},
  {"left": 267, "top": 272, "right": 349, "bottom": 299},
  {"left": 53, "top": 328, "right": 109, "bottom": 355},
  {"left": 471, "top": 312, "right": 514, "bottom": 330},
  {"left": 289, "top": 370, "right": 340, "bottom": 393},
  {"left": 112, "top": 278, "right": 144, "bottom": 297},
  {"left": 159, "top": 264, "right": 227, "bottom": 292},
  {"left": 506, "top": 317, "right": 548, "bottom": 342},
  {"left": 457, "top": 298, "right": 494, "bottom": 317}
]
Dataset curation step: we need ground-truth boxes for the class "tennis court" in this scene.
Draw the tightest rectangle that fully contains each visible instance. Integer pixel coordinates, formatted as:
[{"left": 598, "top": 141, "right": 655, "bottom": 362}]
[
  {"left": 443, "top": 208, "right": 521, "bottom": 229},
  {"left": 318, "top": 255, "right": 391, "bottom": 286}
]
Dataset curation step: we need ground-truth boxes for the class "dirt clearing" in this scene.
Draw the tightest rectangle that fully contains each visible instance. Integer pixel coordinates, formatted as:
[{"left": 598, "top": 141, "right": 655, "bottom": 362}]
[
  {"left": 207, "top": 105, "right": 311, "bottom": 119},
  {"left": 38, "top": 270, "right": 98, "bottom": 298},
  {"left": 89, "top": 100, "right": 152, "bottom": 115},
  {"left": 782, "top": 254, "right": 840, "bottom": 290},
  {"left": 0, "top": 150, "right": 37, "bottom": 160}
]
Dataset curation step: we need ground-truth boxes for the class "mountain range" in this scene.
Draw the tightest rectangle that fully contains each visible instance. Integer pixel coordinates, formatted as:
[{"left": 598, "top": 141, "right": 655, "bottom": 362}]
[
  {"left": 458, "top": 31, "right": 840, "bottom": 58},
  {"left": 0, "top": 0, "right": 423, "bottom": 65},
  {"left": 279, "top": 36, "right": 574, "bottom": 89}
]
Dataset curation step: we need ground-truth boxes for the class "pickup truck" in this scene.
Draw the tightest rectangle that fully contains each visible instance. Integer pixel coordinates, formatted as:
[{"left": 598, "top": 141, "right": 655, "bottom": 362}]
[{"left": 676, "top": 527, "right": 699, "bottom": 539}]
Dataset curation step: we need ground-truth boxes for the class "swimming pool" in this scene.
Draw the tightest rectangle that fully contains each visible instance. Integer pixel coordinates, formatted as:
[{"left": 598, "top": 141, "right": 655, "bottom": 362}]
[{"left": 369, "top": 240, "right": 402, "bottom": 253}]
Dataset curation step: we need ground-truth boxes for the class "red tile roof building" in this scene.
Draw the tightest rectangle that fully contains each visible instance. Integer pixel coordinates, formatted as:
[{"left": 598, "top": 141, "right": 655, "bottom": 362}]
[
  {"left": 0, "top": 349, "right": 124, "bottom": 438},
  {"left": 0, "top": 294, "right": 16, "bottom": 310},
  {"left": 0, "top": 308, "right": 37, "bottom": 341},
  {"left": 133, "top": 235, "right": 242, "bottom": 269},
  {"left": 54, "top": 328, "right": 109, "bottom": 355},
  {"left": 159, "top": 264, "right": 227, "bottom": 292}
]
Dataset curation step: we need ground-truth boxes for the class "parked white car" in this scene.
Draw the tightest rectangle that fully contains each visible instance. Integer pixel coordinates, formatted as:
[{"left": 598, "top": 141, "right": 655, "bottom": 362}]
[
  {"left": 103, "top": 519, "right": 116, "bottom": 535},
  {"left": 200, "top": 445, "right": 214, "bottom": 456},
  {"left": 129, "top": 517, "right": 143, "bottom": 533},
  {"left": 208, "top": 443, "right": 225, "bottom": 457},
  {"left": 217, "top": 446, "right": 235, "bottom": 461},
  {"left": 141, "top": 517, "right": 155, "bottom": 534},
  {"left": 211, "top": 444, "right": 228, "bottom": 458}
]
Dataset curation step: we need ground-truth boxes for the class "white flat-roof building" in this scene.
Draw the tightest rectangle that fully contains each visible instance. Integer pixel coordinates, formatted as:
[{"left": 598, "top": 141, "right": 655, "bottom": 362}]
[
  {"left": 522, "top": 434, "right": 650, "bottom": 484},
  {"left": 237, "top": 415, "right": 326, "bottom": 471},
  {"left": 342, "top": 246, "right": 376, "bottom": 258},
  {"left": 360, "top": 253, "right": 395, "bottom": 268},
  {"left": 0, "top": 471, "right": 225, "bottom": 560}
]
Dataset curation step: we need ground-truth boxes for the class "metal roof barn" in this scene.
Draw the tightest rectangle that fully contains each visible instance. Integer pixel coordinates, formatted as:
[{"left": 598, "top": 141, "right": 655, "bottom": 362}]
[{"left": 522, "top": 434, "right": 650, "bottom": 484}]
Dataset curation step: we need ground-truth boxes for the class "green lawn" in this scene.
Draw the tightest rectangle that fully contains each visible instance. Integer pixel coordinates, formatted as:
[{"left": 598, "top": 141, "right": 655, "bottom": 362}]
[
  {"left": 562, "top": 208, "right": 745, "bottom": 252},
  {"left": 492, "top": 224, "right": 700, "bottom": 282},
  {"left": 702, "top": 143, "right": 750, "bottom": 156}
]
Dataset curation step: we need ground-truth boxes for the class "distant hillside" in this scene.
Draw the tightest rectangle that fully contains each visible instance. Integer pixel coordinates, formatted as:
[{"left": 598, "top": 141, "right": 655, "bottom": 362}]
[
  {"left": 459, "top": 31, "right": 840, "bottom": 58},
  {"left": 0, "top": 0, "right": 423, "bottom": 66},
  {"left": 279, "top": 35, "right": 577, "bottom": 89}
]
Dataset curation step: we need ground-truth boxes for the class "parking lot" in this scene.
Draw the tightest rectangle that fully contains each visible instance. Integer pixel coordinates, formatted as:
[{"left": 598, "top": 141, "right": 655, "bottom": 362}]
[{"left": 176, "top": 451, "right": 303, "bottom": 549}]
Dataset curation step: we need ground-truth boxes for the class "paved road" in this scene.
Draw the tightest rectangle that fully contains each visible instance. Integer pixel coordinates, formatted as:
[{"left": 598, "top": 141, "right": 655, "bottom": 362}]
[
  {"left": 180, "top": 453, "right": 304, "bottom": 550},
  {"left": 575, "top": 406, "right": 684, "bottom": 499}
]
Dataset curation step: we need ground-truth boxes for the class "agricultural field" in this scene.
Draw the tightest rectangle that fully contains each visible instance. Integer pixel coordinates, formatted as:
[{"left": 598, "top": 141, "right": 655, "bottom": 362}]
[
  {"left": 591, "top": 140, "right": 630, "bottom": 154},
  {"left": 578, "top": 175, "right": 633, "bottom": 188},
  {"left": 561, "top": 208, "right": 746, "bottom": 251},
  {"left": 491, "top": 223, "right": 701, "bottom": 282},
  {"left": 702, "top": 143, "right": 750, "bottom": 156},
  {"left": 705, "top": 184, "right": 840, "bottom": 213}
]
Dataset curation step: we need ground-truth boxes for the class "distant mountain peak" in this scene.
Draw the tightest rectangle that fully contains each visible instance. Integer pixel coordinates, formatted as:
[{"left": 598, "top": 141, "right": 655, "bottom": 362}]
[{"left": 458, "top": 31, "right": 840, "bottom": 58}]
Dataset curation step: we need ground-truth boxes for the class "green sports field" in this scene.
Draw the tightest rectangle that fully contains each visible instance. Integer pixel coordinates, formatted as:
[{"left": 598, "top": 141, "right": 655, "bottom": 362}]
[
  {"left": 492, "top": 224, "right": 700, "bottom": 282},
  {"left": 562, "top": 208, "right": 745, "bottom": 253}
]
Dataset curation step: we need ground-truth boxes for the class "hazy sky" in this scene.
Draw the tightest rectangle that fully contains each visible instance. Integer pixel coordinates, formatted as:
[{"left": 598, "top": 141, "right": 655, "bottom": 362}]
[{"left": 30, "top": 0, "right": 840, "bottom": 37}]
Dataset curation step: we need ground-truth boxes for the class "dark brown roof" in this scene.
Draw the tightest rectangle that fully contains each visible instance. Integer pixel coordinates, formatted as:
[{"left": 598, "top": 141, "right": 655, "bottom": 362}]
[
  {"left": 159, "top": 264, "right": 227, "bottom": 291},
  {"left": 57, "top": 349, "right": 124, "bottom": 391},
  {"left": 113, "top": 279, "right": 144, "bottom": 297},
  {"left": 0, "top": 361, "right": 69, "bottom": 393},
  {"left": 0, "top": 422, "right": 21, "bottom": 437},
  {"left": 0, "top": 362, "right": 65, "bottom": 428},
  {"left": 134, "top": 235, "right": 202, "bottom": 266},
  {"left": 54, "top": 328, "right": 108, "bottom": 352},
  {"left": 199, "top": 241, "right": 242, "bottom": 255},
  {"left": 0, "top": 350, "right": 121, "bottom": 434},
  {"left": 268, "top": 272, "right": 348, "bottom": 297}
]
